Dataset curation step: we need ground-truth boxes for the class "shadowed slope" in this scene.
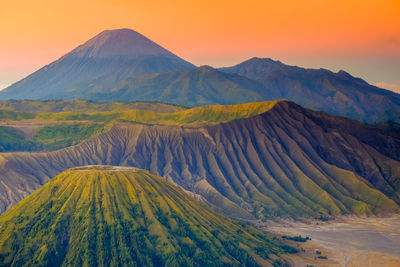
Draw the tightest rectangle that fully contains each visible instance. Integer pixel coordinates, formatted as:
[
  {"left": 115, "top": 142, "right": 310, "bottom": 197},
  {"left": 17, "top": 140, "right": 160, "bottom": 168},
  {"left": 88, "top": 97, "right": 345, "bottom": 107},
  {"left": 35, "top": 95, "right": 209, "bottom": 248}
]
[
  {"left": 220, "top": 57, "right": 400, "bottom": 123},
  {"left": 89, "top": 66, "right": 273, "bottom": 106},
  {"left": 0, "top": 167, "right": 290, "bottom": 266},
  {"left": 0, "top": 101, "right": 399, "bottom": 219}
]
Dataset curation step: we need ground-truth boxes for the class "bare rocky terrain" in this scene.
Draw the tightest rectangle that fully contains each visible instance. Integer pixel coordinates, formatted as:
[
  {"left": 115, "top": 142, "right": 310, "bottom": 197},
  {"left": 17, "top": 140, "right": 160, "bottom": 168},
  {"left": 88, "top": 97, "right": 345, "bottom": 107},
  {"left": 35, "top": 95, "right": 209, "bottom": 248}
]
[{"left": 267, "top": 215, "right": 400, "bottom": 266}]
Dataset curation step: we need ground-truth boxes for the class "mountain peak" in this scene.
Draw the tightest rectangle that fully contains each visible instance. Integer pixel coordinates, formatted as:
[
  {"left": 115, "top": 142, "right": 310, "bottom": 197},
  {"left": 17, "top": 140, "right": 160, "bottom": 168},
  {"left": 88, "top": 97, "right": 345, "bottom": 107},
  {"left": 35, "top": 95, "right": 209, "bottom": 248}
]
[
  {"left": 219, "top": 57, "right": 284, "bottom": 79},
  {"left": 70, "top": 28, "right": 179, "bottom": 59},
  {"left": 337, "top": 69, "right": 353, "bottom": 79},
  {"left": 197, "top": 65, "right": 215, "bottom": 72},
  {"left": 246, "top": 57, "right": 282, "bottom": 64},
  {"left": 0, "top": 28, "right": 194, "bottom": 100}
]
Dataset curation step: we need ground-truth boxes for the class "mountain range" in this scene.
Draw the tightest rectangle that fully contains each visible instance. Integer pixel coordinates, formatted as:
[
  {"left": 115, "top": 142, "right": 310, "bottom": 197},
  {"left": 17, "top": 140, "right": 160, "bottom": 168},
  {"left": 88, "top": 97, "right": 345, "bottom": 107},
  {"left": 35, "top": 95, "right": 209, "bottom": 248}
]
[
  {"left": 1, "top": 29, "right": 399, "bottom": 123},
  {"left": 0, "top": 28, "right": 399, "bottom": 266},
  {"left": 220, "top": 57, "right": 400, "bottom": 122},
  {"left": 0, "top": 101, "right": 398, "bottom": 220}
]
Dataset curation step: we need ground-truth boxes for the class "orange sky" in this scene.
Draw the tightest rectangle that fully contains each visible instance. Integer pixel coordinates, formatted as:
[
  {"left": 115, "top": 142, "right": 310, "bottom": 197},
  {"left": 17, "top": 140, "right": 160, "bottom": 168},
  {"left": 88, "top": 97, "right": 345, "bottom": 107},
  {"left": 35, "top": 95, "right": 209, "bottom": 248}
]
[{"left": 0, "top": 0, "right": 399, "bottom": 90}]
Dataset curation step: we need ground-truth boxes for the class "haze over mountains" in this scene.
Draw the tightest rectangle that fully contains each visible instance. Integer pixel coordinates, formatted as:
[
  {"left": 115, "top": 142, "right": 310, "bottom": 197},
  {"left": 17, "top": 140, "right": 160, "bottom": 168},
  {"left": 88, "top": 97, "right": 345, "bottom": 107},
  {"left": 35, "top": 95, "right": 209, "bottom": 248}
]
[
  {"left": 220, "top": 58, "right": 400, "bottom": 123},
  {"left": 1, "top": 28, "right": 399, "bottom": 123},
  {"left": 0, "top": 29, "right": 194, "bottom": 100}
]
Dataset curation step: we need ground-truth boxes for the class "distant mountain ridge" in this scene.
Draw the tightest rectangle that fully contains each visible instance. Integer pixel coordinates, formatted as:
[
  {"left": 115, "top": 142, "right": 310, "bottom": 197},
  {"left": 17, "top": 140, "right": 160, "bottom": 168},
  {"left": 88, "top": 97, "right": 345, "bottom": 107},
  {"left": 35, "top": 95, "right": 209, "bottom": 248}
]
[
  {"left": 1, "top": 29, "right": 399, "bottom": 123},
  {"left": 220, "top": 57, "right": 400, "bottom": 122},
  {"left": 87, "top": 65, "right": 276, "bottom": 106}
]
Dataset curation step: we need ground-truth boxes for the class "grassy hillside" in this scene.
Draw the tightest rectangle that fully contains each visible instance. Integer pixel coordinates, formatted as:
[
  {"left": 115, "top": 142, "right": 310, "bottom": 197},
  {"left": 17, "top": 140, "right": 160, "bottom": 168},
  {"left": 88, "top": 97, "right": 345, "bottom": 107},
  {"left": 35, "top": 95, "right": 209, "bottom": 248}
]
[
  {"left": 0, "top": 100, "right": 185, "bottom": 113},
  {"left": 0, "top": 123, "right": 106, "bottom": 152},
  {"left": 0, "top": 166, "right": 293, "bottom": 266},
  {"left": 0, "top": 126, "right": 36, "bottom": 151},
  {"left": 33, "top": 100, "right": 280, "bottom": 126},
  {"left": 1, "top": 100, "right": 279, "bottom": 125},
  {"left": 33, "top": 123, "right": 106, "bottom": 150},
  {"left": 0, "top": 100, "right": 279, "bottom": 152}
]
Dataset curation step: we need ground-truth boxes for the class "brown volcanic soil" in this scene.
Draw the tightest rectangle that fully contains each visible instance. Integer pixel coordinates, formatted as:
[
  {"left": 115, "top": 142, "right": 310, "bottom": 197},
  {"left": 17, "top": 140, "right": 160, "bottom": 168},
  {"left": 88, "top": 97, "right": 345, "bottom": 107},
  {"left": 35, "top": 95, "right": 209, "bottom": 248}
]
[{"left": 266, "top": 215, "right": 400, "bottom": 267}]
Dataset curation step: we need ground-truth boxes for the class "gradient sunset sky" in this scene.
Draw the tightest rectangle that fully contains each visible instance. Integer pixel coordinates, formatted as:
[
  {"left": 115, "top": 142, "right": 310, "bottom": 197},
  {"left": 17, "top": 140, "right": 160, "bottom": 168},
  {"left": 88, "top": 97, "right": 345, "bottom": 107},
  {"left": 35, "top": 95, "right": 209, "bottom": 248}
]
[{"left": 1, "top": 0, "right": 399, "bottom": 92}]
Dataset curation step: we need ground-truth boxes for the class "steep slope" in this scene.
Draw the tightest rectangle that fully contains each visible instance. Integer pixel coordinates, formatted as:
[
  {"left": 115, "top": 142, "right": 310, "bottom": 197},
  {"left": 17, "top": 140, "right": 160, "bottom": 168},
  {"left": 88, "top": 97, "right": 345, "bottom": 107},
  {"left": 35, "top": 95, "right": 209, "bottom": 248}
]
[
  {"left": 85, "top": 65, "right": 273, "bottom": 106},
  {"left": 0, "top": 101, "right": 399, "bottom": 219},
  {"left": 220, "top": 57, "right": 400, "bottom": 123},
  {"left": 0, "top": 166, "right": 291, "bottom": 266},
  {"left": 0, "top": 29, "right": 195, "bottom": 100}
]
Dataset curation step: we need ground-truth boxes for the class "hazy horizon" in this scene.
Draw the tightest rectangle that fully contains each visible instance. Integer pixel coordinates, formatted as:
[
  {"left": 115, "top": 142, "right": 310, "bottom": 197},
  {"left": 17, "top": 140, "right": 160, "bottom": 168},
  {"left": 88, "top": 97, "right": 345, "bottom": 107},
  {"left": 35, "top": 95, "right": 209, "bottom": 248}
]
[
  {"left": 1, "top": 48, "right": 399, "bottom": 94},
  {"left": 1, "top": 0, "right": 399, "bottom": 93}
]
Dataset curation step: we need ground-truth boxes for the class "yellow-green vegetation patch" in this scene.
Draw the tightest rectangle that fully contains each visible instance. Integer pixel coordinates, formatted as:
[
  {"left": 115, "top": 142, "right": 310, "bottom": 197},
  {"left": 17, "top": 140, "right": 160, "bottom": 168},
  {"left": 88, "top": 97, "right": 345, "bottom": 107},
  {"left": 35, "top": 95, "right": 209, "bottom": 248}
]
[
  {"left": 0, "top": 100, "right": 185, "bottom": 113},
  {"left": 0, "top": 167, "right": 294, "bottom": 266},
  {"left": 0, "top": 123, "right": 107, "bottom": 152},
  {"left": 0, "top": 101, "right": 281, "bottom": 152},
  {"left": 33, "top": 123, "right": 107, "bottom": 149},
  {"left": 35, "top": 100, "right": 281, "bottom": 127}
]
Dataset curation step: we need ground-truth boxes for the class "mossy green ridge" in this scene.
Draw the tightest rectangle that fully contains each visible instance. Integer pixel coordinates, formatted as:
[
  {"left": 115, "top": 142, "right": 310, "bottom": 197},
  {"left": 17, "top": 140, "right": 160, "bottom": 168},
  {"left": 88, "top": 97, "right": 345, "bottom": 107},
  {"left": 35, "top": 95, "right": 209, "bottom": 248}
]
[
  {"left": 36, "top": 100, "right": 279, "bottom": 127},
  {"left": 3, "top": 100, "right": 278, "bottom": 126},
  {"left": 0, "top": 166, "right": 292, "bottom": 267},
  {"left": 0, "top": 100, "right": 185, "bottom": 113},
  {"left": 0, "top": 110, "right": 35, "bottom": 120},
  {"left": 33, "top": 123, "right": 106, "bottom": 151},
  {"left": 0, "top": 101, "right": 278, "bottom": 152},
  {"left": 0, "top": 127, "right": 35, "bottom": 151},
  {"left": 0, "top": 123, "right": 106, "bottom": 152}
]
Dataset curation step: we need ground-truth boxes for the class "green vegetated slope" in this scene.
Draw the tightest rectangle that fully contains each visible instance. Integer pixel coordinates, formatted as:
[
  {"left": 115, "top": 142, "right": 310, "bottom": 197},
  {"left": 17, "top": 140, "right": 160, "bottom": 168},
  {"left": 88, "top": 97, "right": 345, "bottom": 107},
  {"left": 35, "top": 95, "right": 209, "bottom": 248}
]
[
  {"left": 0, "top": 101, "right": 184, "bottom": 152},
  {"left": 0, "top": 166, "right": 293, "bottom": 267},
  {"left": 0, "top": 101, "right": 399, "bottom": 220},
  {"left": 30, "top": 100, "right": 278, "bottom": 126},
  {"left": 0, "top": 127, "right": 36, "bottom": 151},
  {"left": 0, "top": 123, "right": 106, "bottom": 152},
  {"left": 0, "top": 100, "right": 278, "bottom": 152},
  {"left": 33, "top": 123, "right": 106, "bottom": 151},
  {"left": 0, "top": 100, "right": 185, "bottom": 113}
]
